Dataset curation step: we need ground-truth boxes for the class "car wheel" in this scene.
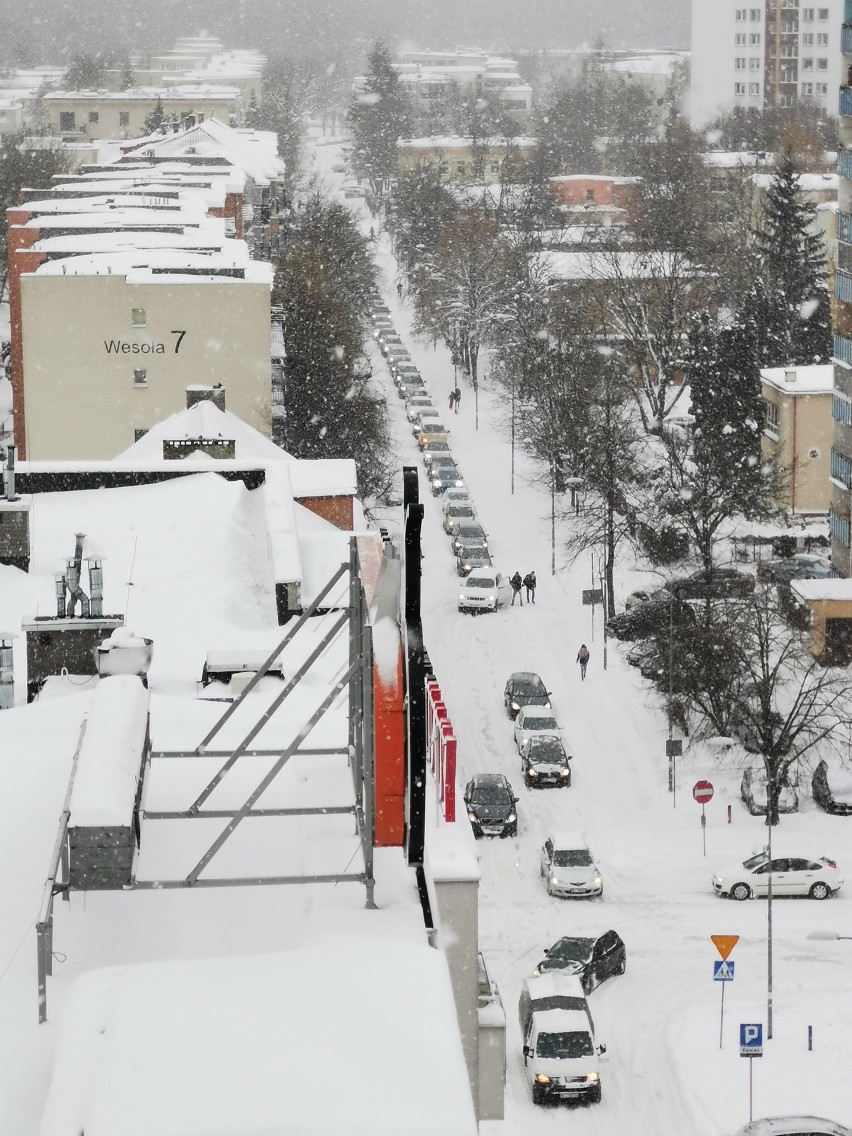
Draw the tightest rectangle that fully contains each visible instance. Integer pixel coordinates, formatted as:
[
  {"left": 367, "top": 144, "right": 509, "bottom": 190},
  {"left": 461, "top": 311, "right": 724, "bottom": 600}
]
[
  {"left": 616, "top": 955, "right": 626, "bottom": 976},
  {"left": 587, "top": 1084, "right": 602, "bottom": 1104},
  {"left": 532, "top": 1082, "right": 548, "bottom": 1107},
  {"left": 545, "top": 878, "right": 553, "bottom": 896},
  {"left": 731, "top": 882, "right": 751, "bottom": 901},
  {"left": 810, "top": 882, "right": 831, "bottom": 900}
]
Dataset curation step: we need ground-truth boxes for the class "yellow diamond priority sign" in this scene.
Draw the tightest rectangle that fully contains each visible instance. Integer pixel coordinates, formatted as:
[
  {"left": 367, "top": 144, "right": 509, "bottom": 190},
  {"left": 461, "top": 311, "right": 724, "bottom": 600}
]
[{"left": 711, "top": 935, "right": 739, "bottom": 961}]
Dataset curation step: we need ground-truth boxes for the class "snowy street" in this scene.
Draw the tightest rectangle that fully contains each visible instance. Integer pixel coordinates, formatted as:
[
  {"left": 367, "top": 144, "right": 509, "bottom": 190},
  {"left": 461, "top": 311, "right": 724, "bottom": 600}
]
[{"left": 312, "top": 119, "right": 852, "bottom": 1131}]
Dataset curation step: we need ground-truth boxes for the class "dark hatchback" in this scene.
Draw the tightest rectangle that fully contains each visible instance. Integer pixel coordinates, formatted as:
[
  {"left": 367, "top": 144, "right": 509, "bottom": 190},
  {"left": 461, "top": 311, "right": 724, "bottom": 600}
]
[
  {"left": 607, "top": 597, "right": 695, "bottom": 641},
  {"left": 464, "top": 773, "right": 519, "bottom": 838},
  {"left": 504, "top": 672, "right": 551, "bottom": 719},
  {"left": 534, "top": 931, "right": 626, "bottom": 994}
]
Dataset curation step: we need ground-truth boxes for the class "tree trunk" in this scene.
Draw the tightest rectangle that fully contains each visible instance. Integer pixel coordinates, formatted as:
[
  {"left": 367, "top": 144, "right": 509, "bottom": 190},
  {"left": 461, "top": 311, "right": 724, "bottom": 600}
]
[{"left": 606, "top": 494, "right": 617, "bottom": 618}]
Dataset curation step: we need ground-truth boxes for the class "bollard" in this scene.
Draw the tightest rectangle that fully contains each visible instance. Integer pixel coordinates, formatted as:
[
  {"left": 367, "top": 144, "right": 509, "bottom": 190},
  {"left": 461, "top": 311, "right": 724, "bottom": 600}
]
[
  {"left": 727, "top": 804, "right": 732, "bottom": 824},
  {"left": 808, "top": 1025, "right": 813, "bottom": 1051}
]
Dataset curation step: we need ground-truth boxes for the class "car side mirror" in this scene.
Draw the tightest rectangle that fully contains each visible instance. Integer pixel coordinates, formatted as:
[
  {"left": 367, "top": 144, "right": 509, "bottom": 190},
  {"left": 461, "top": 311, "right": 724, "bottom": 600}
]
[
  {"left": 597, "top": 1043, "right": 607, "bottom": 1056},
  {"left": 523, "top": 1045, "right": 531, "bottom": 1058},
  {"left": 542, "top": 947, "right": 550, "bottom": 956},
  {"left": 514, "top": 796, "right": 519, "bottom": 803}
]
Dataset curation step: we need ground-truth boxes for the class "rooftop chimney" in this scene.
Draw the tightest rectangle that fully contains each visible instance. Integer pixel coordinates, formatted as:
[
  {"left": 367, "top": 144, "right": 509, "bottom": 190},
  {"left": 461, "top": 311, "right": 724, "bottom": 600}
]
[
  {"left": 186, "top": 384, "right": 226, "bottom": 412},
  {"left": 3, "top": 444, "right": 17, "bottom": 502},
  {"left": 784, "top": 369, "right": 797, "bottom": 384}
]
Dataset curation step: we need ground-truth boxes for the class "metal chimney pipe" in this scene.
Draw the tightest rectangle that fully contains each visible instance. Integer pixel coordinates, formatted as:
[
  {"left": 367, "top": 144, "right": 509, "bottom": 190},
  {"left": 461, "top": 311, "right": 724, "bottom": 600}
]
[
  {"left": 3, "top": 443, "right": 16, "bottom": 502},
  {"left": 65, "top": 534, "right": 90, "bottom": 618},
  {"left": 54, "top": 574, "right": 67, "bottom": 617},
  {"left": 0, "top": 635, "right": 13, "bottom": 710},
  {"left": 88, "top": 559, "right": 103, "bottom": 617}
]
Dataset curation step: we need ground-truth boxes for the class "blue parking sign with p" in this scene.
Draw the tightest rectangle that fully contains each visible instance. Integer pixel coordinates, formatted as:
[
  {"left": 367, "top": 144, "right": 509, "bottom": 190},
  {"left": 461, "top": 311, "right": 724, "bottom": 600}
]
[{"left": 740, "top": 1023, "right": 763, "bottom": 1057}]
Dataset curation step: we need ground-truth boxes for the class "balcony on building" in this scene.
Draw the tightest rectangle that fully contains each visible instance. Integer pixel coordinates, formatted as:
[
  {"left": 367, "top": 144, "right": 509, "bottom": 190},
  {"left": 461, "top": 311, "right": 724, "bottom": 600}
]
[
  {"left": 844, "top": 23, "right": 852, "bottom": 56},
  {"left": 841, "top": 87, "right": 852, "bottom": 118}
]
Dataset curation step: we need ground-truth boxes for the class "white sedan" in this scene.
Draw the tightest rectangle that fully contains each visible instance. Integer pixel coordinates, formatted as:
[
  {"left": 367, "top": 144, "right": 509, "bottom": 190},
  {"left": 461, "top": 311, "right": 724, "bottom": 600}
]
[
  {"left": 458, "top": 569, "right": 511, "bottom": 614},
  {"left": 712, "top": 850, "right": 843, "bottom": 900},
  {"left": 513, "top": 706, "right": 561, "bottom": 753}
]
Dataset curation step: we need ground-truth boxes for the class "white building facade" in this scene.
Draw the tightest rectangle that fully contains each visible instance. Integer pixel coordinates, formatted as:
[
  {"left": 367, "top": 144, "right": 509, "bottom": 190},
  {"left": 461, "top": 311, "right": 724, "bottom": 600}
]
[{"left": 690, "top": 0, "right": 843, "bottom": 128}]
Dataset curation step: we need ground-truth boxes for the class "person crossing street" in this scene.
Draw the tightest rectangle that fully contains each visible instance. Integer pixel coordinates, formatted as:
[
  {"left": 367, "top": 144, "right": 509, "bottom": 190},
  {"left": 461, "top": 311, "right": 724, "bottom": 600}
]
[
  {"left": 576, "top": 644, "right": 590, "bottom": 680},
  {"left": 510, "top": 571, "right": 523, "bottom": 606}
]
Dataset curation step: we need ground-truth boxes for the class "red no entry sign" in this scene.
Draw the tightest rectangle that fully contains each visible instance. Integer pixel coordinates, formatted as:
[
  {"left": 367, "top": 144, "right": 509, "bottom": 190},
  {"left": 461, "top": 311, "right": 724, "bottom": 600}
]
[{"left": 693, "top": 779, "right": 714, "bottom": 805}]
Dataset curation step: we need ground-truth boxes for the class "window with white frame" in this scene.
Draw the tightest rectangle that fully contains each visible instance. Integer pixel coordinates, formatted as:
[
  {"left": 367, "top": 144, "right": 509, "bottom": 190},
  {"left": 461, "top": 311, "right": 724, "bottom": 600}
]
[
  {"left": 817, "top": 57, "right": 828, "bottom": 69},
  {"left": 131, "top": 307, "right": 147, "bottom": 327},
  {"left": 736, "top": 57, "right": 747, "bottom": 69},
  {"left": 802, "top": 56, "right": 814, "bottom": 68},
  {"left": 818, "top": 7, "right": 829, "bottom": 18},
  {"left": 802, "top": 81, "right": 814, "bottom": 94},
  {"left": 833, "top": 394, "right": 852, "bottom": 427},
  {"left": 830, "top": 509, "right": 851, "bottom": 548},
  {"left": 816, "top": 81, "right": 828, "bottom": 94},
  {"left": 765, "top": 400, "right": 780, "bottom": 434},
  {"left": 781, "top": 43, "right": 798, "bottom": 57},
  {"left": 749, "top": 57, "right": 760, "bottom": 69},
  {"left": 735, "top": 81, "right": 747, "bottom": 94},
  {"left": 750, "top": 32, "right": 761, "bottom": 43},
  {"left": 750, "top": 7, "right": 761, "bottom": 18},
  {"left": 802, "top": 6, "right": 814, "bottom": 17},
  {"left": 802, "top": 31, "right": 814, "bottom": 43},
  {"left": 831, "top": 448, "right": 852, "bottom": 486},
  {"left": 749, "top": 81, "right": 761, "bottom": 94},
  {"left": 736, "top": 32, "right": 747, "bottom": 43},
  {"left": 736, "top": 7, "right": 748, "bottom": 19},
  {"left": 817, "top": 31, "right": 828, "bottom": 43}
]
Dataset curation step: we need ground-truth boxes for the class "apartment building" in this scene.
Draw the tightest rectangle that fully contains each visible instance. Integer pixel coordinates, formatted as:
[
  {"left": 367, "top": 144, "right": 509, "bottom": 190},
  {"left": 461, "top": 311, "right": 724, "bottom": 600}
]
[
  {"left": 391, "top": 50, "right": 533, "bottom": 119},
  {"left": 41, "top": 86, "right": 239, "bottom": 142},
  {"left": 396, "top": 136, "right": 537, "bottom": 184},
  {"left": 690, "top": 0, "right": 843, "bottom": 127}
]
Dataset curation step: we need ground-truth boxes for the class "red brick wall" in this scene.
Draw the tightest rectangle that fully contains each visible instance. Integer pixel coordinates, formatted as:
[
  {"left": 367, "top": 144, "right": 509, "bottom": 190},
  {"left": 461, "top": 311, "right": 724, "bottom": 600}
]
[{"left": 296, "top": 495, "right": 354, "bottom": 530}]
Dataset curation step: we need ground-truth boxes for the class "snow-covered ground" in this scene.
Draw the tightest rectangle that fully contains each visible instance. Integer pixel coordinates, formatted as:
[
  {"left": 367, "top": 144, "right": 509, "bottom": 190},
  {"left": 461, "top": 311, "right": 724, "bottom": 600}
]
[{"left": 308, "top": 128, "right": 852, "bottom": 1134}]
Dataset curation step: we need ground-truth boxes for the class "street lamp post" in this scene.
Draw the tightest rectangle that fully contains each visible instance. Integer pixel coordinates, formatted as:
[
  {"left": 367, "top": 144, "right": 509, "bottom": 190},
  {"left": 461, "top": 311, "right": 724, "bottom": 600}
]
[{"left": 767, "top": 818, "right": 774, "bottom": 1041}]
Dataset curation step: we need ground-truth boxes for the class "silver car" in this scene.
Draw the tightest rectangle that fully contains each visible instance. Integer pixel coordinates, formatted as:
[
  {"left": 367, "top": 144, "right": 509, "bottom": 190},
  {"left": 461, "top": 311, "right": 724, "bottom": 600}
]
[{"left": 539, "top": 833, "right": 603, "bottom": 898}]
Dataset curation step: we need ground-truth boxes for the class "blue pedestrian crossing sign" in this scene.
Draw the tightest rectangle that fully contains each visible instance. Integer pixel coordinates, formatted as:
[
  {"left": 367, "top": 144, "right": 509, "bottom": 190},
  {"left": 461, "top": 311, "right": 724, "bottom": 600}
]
[
  {"left": 713, "top": 960, "right": 735, "bottom": 981},
  {"left": 740, "top": 1023, "right": 763, "bottom": 1057}
]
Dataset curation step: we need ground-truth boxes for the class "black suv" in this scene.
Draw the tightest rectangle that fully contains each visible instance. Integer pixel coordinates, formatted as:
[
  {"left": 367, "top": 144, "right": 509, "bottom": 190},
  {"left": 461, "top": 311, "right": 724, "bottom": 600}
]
[
  {"left": 463, "top": 774, "right": 518, "bottom": 838},
  {"left": 520, "top": 735, "right": 572, "bottom": 787},
  {"left": 504, "top": 672, "right": 551, "bottom": 719},
  {"left": 534, "top": 932, "right": 626, "bottom": 994},
  {"left": 667, "top": 567, "right": 754, "bottom": 600}
]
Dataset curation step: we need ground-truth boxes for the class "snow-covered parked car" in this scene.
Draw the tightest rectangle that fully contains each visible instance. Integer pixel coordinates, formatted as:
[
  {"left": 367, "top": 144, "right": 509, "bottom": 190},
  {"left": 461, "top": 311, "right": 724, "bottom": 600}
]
[
  {"left": 458, "top": 568, "right": 511, "bottom": 614},
  {"left": 712, "top": 849, "right": 843, "bottom": 901},
  {"left": 732, "top": 1118, "right": 852, "bottom": 1136},
  {"left": 740, "top": 766, "right": 798, "bottom": 816},
  {"left": 812, "top": 759, "right": 852, "bottom": 815},
  {"left": 520, "top": 735, "right": 571, "bottom": 787},
  {"left": 513, "top": 705, "right": 561, "bottom": 752},
  {"left": 539, "top": 833, "right": 603, "bottom": 899},
  {"left": 442, "top": 502, "right": 477, "bottom": 533}
]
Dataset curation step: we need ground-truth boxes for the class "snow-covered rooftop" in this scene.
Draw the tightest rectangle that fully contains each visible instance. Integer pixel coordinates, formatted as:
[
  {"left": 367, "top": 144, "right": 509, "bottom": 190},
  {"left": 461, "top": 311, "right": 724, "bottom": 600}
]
[
  {"left": 792, "top": 578, "right": 852, "bottom": 602},
  {"left": 397, "top": 135, "right": 538, "bottom": 150},
  {"left": 760, "top": 364, "right": 835, "bottom": 395},
  {"left": 117, "top": 401, "right": 290, "bottom": 463}
]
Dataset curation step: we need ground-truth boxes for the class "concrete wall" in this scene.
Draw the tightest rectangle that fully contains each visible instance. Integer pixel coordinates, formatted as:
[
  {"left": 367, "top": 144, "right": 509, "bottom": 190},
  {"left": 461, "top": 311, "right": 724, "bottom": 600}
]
[
  {"left": 432, "top": 877, "right": 480, "bottom": 1113},
  {"left": 762, "top": 386, "right": 832, "bottom": 513},
  {"left": 20, "top": 273, "right": 272, "bottom": 459}
]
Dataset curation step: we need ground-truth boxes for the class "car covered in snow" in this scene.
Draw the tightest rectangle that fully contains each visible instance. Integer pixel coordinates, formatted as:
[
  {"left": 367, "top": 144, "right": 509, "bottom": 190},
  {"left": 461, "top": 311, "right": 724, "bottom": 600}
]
[
  {"left": 520, "top": 735, "right": 572, "bottom": 787},
  {"left": 463, "top": 773, "right": 518, "bottom": 837},
  {"left": 416, "top": 419, "right": 449, "bottom": 446},
  {"left": 666, "top": 566, "right": 754, "bottom": 600},
  {"left": 731, "top": 1118, "right": 852, "bottom": 1136},
  {"left": 606, "top": 595, "right": 695, "bottom": 641},
  {"left": 740, "top": 766, "right": 798, "bottom": 816},
  {"left": 406, "top": 399, "right": 436, "bottom": 424},
  {"left": 456, "top": 546, "right": 492, "bottom": 576},
  {"left": 503, "top": 671, "right": 551, "bottom": 719},
  {"left": 756, "top": 553, "right": 832, "bottom": 585},
  {"left": 450, "top": 520, "right": 487, "bottom": 555},
  {"left": 712, "top": 850, "right": 843, "bottom": 901},
  {"left": 458, "top": 568, "right": 511, "bottom": 614},
  {"left": 443, "top": 502, "right": 477, "bottom": 533},
  {"left": 539, "top": 833, "right": 603, "bottom": 899},
  {"left": 624, "top": 585, "right": 672, "bottom": 611},
  {"left": 513, "top": 705, "right": 561, "bottom": 752},
  {"left": 442, "top": 487, "right": 471, "bottom": 511},
  {"left": 812, "top": 759, "right": 852, "bottom": 815},
  {"left": 533, "top": 931, "right": 626, "bottom": 992},
  {"left": 421, "top": 439, "right": 452, "bottom": 469}
]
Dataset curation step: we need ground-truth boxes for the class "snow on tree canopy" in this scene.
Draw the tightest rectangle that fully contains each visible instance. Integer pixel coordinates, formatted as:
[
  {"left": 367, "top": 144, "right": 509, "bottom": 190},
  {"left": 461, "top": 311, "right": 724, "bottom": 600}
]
[{"left": 68, "top": 676, "right": 149, "bottom": 828}]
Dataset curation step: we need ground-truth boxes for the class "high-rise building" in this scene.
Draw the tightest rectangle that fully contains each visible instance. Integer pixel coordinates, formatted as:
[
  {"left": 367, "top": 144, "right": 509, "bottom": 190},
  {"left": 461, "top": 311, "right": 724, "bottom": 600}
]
[{"left": 690, "top": 0, "right": 843, "bottom": 128}]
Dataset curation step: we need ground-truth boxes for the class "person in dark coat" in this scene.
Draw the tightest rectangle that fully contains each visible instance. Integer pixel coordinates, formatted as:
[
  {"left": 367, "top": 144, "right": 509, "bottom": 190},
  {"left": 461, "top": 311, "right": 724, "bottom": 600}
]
[
  {"left": 523, "top": 571, "right": 536, "bottom": 604},
  {"left": 453, "top": 386, "right": 461, "bottom": 413},
  {"left": 510, "top": 571, "right": 523, "bottom": 606},
  {"left": 576, "top": 644, "right": 590, "bottom": 680}
]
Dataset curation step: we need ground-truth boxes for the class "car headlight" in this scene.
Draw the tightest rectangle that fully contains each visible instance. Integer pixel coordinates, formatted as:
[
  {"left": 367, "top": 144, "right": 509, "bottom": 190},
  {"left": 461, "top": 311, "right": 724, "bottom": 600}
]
[
  {"left": 467, "top": 811, "right": 476, "bottom": 822},
  {"left": 550, "top": 875, "right": 558, "bottom": 885},
  {"left": 534, "top": 1074, "right": 551, "bottom": 1085},
  {"left": 585, "top": 1073, "right": 600, "bottom": 1083},
  {"left": 528, "top": 768, "right": 539, "bottom": 777},
  {"left": 433, "top": 479, "right": 441, "bottom": 486},
  {"left": 532, "top": 966, "right": 542, "bottom": 976},
  {"left": 544, "top": 700, "right": 551, "bottom": 708},
  {"left": 459, "top": 594, "right": 465, "bottom": 602},
  {"left": 506, "top": 813, "right": 516, "bottom": 823},
  {"left": 560, "top": 769, "right": 570, "bottom": 778},
  {"left": 487, "top": 594, "right": 497, "bottom": 605},
  {"left": 455, "top": 480, "right": 463, "bottom": 486},
  {"left": 511, "top": 701, "right": 520, "bottom": 710},
  {"left": 593, "top": 876, "right": 602, "bottom": 887}
]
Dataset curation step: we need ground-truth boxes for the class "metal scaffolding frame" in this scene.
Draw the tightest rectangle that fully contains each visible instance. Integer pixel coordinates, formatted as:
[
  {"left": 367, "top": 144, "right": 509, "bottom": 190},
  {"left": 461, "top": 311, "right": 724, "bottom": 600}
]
[{"left": 36, "top": 539, "right": 378, "bottom": 1022}]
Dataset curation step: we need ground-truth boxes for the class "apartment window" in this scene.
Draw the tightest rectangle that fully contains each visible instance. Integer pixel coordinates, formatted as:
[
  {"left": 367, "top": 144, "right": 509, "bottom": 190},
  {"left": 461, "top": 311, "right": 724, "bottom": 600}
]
[
  {"left": 749, "top": 81, "right": 762, "bottom": 94},
  {"left": 88, "top": 110, "right": 99, "bottom": 124},
  {"left": 832, "top": 448, "right": 852, "bottom": 486},
  {"left": 833, "top": 394, "right": 852, "bottom": 427},
  {"left": 735, "top": 81, "right": 747, "bottom": 94},
  {"left": 802, "top": 81, "right": 814, "bottom": 94},
  {"left": 131, "top": 307, "right": 147, "bottom": 327},
  {"left": 119, "top": 110, "right": 130, "bottom": 127},
  {"left": 750, "top": 7, "right": 761, "bottom": 18},
  {"left": 456, "top": 162, "right": 466, "bottom": 175},
  {"left": 750, "top": 57, "right": 762, "bottom": 69},
  {"left": 816, "top": 81, "right": 828, "bottom": 94},
  {"left": 831, "top": 509, "right": 851, "bottom": 547},
  {"left": 781, "top": 20, "right": 797, "bottom": 30},
  {"left": 132, "top": 369, "right": 147, "bottom": 387},
  {"left": 802, "top": 31, "right": 814, "bottom": 42},
  {"left": 817, "top": 57, "right": 828, "bottom": 69},
  {"left": 818, "top": 6, "right": 829, "bottom": 17},
  {"left": 802, "top": 6, "right": 814, "bottom": 18},
  {"left": 736, "top": 7, "right": 748, "bottom": 19},
  {"left": 489, "top": 162, "right": 499, "bottom": 174},
  {"left": 817, "top": 31, "right": 828, "bottom": 43},
  {"left": 750, "top": 32, "right": 762, "bottom": 43},
  {"left": 781, "top": 42, "right": 798, "bottom": 56},
  {"left": 736, "top": 57, "right": 747, "bottom": 69},
  {"left": 765, "top": 400, "right": 780, "bottom": 435},
  {"left": 802, "top": 56, "right": 814, "bottom": 68},
  {"left": 736, "top": 31, "right": 747, "bottom": 43},
  {"left": 59, "top": 111, "right": 75, "bottom": 132}
]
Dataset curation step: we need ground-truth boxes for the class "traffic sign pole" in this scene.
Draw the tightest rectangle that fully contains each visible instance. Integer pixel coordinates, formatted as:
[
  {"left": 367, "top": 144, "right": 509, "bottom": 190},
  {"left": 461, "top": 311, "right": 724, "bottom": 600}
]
[
  {"left": 711, "top": 936, "right": 740, "bottom": 1049},
  {"left": 693, "top": 780, "right": 714, "bottom": 854}
]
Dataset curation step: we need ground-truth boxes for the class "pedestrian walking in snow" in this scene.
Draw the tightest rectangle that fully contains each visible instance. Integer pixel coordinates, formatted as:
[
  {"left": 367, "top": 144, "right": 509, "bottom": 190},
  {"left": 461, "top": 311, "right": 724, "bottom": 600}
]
[
  {"left": 448, "top": 391, "right": 455, "bottom": 411},
  {"left": 523, "top": 571, "right": 536, "bottom": 604},
  {"left": 396, "top": 281, "right": 403, "bottom": 298},
  {"left": 576, "top": 643, "right": 590, "bottom": 680},
  {"left": 453, "top": 386, "right": 461, "bottom": 413},
  {"left": 510, "top": 571, "right": 523, "bottom": 606}
]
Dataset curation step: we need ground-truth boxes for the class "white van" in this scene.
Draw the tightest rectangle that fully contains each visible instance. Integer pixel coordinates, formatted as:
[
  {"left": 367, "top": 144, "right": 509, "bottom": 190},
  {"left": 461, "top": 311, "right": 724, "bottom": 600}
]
[{"left": 519, "top": 975, "right": 604, "bottom": 1105}]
